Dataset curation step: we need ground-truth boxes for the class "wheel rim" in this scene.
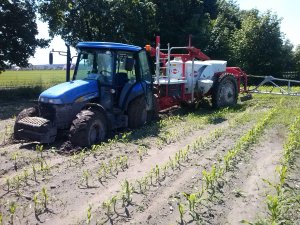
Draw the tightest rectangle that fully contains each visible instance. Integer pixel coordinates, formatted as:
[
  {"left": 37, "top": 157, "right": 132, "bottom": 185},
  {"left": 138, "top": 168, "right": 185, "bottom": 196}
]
[
  {"left": 89, "top": 120, "right": 105, "bottom": 145},
  {"left": 219, "top": 80, "right": 235, "bottom": 106}
]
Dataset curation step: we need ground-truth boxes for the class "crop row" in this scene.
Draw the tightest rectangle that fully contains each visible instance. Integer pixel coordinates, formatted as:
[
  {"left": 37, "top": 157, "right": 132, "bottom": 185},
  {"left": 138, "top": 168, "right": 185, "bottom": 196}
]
[
  {"left": 83, "top": 104, "right": 260, "bottom": 224},
  {"left": 246, "top": 116, "right": 300, "bottom": 224}
]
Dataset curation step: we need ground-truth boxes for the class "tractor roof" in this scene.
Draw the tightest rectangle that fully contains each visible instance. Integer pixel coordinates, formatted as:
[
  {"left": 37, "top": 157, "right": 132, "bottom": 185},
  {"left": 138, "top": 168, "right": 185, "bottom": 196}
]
[{"left": 76, "top": 42, "right": 142, "bottom": 52}]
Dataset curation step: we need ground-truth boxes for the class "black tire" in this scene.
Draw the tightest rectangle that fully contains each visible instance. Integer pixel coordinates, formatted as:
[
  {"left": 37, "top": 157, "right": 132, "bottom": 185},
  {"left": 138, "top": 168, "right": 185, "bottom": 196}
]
[
  {"left": 14, "top": 107, "right": 38, "bottom": 139},
  {"left": 212, "top": 74, "right": 238, "bottom": 109},
  {"left": 69, "top": 109, "right": 107, "bottom": 147},
  {"left": 146, "top": 94, "right": 159, "bottom": 122},
  {"left": 128, "top": 96, "right": 147, "bottom": 129}
]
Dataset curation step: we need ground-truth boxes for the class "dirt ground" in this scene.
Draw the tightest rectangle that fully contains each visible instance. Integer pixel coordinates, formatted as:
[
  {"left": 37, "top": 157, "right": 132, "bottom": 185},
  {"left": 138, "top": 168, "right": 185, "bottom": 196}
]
[{"left": 0, "top": 95, "right": 299, "bottom": 225}]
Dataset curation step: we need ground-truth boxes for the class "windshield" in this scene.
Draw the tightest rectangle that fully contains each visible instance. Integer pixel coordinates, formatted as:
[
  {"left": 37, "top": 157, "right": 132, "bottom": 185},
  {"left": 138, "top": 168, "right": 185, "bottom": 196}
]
[{"left": 74, "top": 50, "right": 113, "bottom": 84}]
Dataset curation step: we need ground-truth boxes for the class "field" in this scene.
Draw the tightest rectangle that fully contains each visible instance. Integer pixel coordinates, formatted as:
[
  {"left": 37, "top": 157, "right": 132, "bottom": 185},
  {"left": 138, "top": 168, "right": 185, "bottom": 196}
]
[
  {"left": 0, "top": 93, "right": 300, "bottom": 225},
  {"left": 0, "top": 70, "right": 66, "bottom": 89}
]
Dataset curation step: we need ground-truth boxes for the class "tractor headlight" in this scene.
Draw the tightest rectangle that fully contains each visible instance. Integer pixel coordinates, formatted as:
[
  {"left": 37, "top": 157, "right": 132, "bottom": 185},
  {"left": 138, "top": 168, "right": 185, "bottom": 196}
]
[
  {"left": 48, "top": 98, "right": 63, "bottom": 104},
  {"left": 39, "top": 97, "right": 63, "bottom": 104},
  {"left": 39, "top": 97, "right": 48, "bottom": 103}
]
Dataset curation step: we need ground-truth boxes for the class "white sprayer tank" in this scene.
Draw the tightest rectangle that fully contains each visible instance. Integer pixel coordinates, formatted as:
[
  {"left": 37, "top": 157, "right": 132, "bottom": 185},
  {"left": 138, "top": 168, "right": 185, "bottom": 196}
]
[
  {"left": 166, "top": 57, "right": 183, "bottom": 79},
  {"left": 185, "top": 60, "right": 227, "bottom": 94}
]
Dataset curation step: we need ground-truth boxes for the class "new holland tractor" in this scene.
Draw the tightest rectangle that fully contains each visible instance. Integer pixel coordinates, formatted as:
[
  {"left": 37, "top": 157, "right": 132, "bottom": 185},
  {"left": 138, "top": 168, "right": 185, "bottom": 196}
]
[{"left": 14, "top": 37, "right": 249, "bottom": 147}]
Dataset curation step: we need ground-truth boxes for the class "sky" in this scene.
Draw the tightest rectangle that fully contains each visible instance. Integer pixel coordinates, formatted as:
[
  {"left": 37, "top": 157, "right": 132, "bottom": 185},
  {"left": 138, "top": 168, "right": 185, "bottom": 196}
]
[{"left": 29, "top": 0, "right": 300, "bottom": 65}]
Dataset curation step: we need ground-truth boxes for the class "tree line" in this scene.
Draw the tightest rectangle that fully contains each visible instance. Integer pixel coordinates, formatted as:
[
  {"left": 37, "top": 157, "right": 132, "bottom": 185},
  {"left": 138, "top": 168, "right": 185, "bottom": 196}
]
[{"left": 1, "top": 0, "right": 300, "bottom": 76}]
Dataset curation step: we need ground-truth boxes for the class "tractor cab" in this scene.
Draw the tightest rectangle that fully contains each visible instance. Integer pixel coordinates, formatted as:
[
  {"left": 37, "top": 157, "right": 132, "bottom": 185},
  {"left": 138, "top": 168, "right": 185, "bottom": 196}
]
[{"left": 74, "top": 42, "right": 153, "bottom": 112}]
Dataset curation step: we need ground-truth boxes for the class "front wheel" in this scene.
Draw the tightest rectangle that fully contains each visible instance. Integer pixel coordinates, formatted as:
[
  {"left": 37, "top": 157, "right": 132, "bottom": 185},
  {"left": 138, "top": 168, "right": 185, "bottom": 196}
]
[
  {"left": 212, "top": 74, "right": 238, "bottom": 108},
  {"left": 70, "top": 109, "right": 107, "bottom": 147}
]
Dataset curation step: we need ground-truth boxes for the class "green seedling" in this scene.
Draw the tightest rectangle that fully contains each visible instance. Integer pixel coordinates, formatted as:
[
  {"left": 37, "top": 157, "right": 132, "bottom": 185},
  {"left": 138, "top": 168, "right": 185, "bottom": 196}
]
[
  {"left": 33, "top": 193, "right": 40, "bottom": 214},
  {"left": 111, "top": 195, "right": 118, "bottom": 214},
  {"left": 266, "top": 195, "right": 280, "bottom": 223},
  {"left": 276, "top": 165, "right": 287, "bottom": 187},
  {"left": 41, "top": 187, "right": 49, "bottom": 210},
  {"left": 183, "top": 193, "right": 196, "bottom": 212},
  {"left": 102, "top": 200, "right": 112, "bottom": 218},
  {"left": 136, "top": 179, "right": 144, "bottom": 194},
  {"left": 86, "top": 204, "right": 92, "bottom": 225},
  {"left": 14, "top": 176, "right": 22, "bottom": 196},
  {"left": 82, "top": 170, "right": 90, "bottom": 188},
  {"left": 35, "top": 144, "right": 44, "bottom": 158},
  {"left": 122, "top": 180, "right": 133, "bottom": 205},
  {"left": 11, "top": 152, "right": 18, "bottom": 171},
  {"left": 155, "top": 165, "right": 160, "bottom": 183},
  {"left": 114, "top": 157, "right": 119, "bottom": 173},
  {"left": 6, "top": 177, "right": 11, "bottom": 192},
  {"left": 9, "top": 201, "right": 17, "bottom": 225},
  {"left": 32, "top": 164, "right": 37, "bottom": 183},
  {"left": 0, "top": 212, "right": 3, "bottom": 225},
  {"left": 178, "top": 202, "right": 185, "bottom": 224},
  {"left": 23, "top": 167, "right": 29, "bottom": 184}
]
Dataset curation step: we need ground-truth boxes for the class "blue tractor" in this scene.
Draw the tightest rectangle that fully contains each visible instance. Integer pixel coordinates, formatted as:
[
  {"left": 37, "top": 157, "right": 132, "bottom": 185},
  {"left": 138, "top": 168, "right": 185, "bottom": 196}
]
[{"left": 14, "top": 42, "right": 156, "bottom": 147}]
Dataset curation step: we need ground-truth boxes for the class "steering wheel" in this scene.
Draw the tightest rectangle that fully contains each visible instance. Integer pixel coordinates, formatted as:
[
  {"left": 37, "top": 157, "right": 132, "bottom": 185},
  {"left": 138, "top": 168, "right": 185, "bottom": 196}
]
[{"left": 99, "top": 70, "right": 112, "bottom": 76}]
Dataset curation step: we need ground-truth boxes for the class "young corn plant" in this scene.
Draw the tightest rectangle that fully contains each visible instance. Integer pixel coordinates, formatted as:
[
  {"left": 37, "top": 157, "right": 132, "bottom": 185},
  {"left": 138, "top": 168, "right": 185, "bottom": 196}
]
[
  {"left": 82, "top": 170, "right": 91, "bottom": 188},
  {"left": 102, "top": 199, "right": 113, "bottom": 219},
  {"left": 41, "top": 187, "right": 49, "bottom": 210},
  {"left": 183, "top": 192, "right": 200, "bottom": 220},
  {"left": 11, "top": 152, "right": 18, "bottom": 171},
  {"left": 33, "top": 193, "right": 40, "bottom": 215},
  {"left": 23, "top": 167, "right": 29, "bottom": 185},
  {"left": 9, "top": 201, "right": 17, "bottom": 225},
  {"left": 86, "top": 204, "right": 92, "bottom": 225},
  {"left": 155, "top": 165, "right": 160, "bottom": 183},
  {"left": 32, "top": 164, "right": 37, "bottom": 183},
  {"left": 35, "top": 144, "right": 44, "bottom": 159},
  {"left": 122, "top": 180, "right": 133, "bottom": 206},
  {"left": 6, "top": 177, "right": 11, "bottom": 192},
  {"left": 178, "top": 202, "right": 185, "bottom": 224}
]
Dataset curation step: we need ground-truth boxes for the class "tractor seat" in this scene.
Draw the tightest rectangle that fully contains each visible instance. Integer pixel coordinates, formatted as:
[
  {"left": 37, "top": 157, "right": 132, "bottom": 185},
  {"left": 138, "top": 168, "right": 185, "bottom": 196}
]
[{"left": 115, "top": 72, "right": 129, "bottom": 88}]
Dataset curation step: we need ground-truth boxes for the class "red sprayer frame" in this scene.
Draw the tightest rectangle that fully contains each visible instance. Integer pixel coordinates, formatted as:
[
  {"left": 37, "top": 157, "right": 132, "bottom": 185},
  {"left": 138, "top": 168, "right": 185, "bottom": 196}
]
[{"left": 147, "top": 36, "right": 248, "bottom": 110}]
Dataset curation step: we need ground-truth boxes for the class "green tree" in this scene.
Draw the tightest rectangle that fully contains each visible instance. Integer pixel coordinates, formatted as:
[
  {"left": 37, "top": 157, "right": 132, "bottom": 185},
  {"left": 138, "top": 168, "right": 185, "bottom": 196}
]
[
  {"left": 230, "top": 10, "right": 285, "bottom": 75},
  {"left": 38, "top": 0, "right": 218, "bottom": 48},
  {"left": 294, "top": 45, "right": 300, "bottom": 73},
  {"left": 0, "top": 0, "right": 48, "bottom": 71},
  {"left": 151, "top": 0, "right": 218, "bottom": 47},
  {"left": 204, "top": 0, "right": 241, "bottom": 61},
  {"left": 38, "top": 0, "right": 156, "bottom": 46}
]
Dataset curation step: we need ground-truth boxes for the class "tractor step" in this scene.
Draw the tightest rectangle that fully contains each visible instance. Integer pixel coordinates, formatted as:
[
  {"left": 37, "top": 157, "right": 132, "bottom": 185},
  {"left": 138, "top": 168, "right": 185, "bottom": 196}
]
[{"left": 15, "top": 117, "right": 57, "bottom": 143}]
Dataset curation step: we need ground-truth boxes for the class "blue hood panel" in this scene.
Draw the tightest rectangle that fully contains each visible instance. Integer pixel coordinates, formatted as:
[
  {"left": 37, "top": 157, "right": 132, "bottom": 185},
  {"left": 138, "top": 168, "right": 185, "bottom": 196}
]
[{"left": 40, "top": 80, "right": 99, "bottom": 104}]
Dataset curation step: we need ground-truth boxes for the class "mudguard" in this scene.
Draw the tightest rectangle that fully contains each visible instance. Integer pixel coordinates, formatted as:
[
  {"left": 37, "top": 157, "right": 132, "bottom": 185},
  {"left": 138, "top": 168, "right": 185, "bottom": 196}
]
[{"left": 119, "top": 81, "right": 148, "bottom": 110}]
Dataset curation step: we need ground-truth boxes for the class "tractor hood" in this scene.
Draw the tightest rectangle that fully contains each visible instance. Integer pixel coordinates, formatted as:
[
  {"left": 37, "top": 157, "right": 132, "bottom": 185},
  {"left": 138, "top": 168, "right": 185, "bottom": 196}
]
[{"left": 39, "top": 80, "right": 99, "bottom": 104}]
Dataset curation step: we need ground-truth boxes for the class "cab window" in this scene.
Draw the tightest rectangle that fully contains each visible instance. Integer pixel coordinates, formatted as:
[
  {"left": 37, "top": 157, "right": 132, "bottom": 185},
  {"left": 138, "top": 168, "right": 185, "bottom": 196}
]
[
  {"left": 138, "top": 50, "right": 152, "bottom": 82},
  {"left": 116, "top": 52, "right": 136, "bottom": 81}
]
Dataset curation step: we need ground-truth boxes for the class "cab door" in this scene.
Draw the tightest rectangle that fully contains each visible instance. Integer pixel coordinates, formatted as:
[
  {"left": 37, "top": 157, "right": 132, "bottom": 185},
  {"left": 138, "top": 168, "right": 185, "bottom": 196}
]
[{"left": 138, "top": 50, "right": 154, "bottom": 111}]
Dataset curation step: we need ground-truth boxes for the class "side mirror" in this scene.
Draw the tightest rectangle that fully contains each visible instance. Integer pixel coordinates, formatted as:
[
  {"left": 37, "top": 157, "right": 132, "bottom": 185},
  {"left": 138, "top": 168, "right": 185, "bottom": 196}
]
[
  {"left": 125, "top": 58, "right": 134, "bottom": 71},
  {"left": 49, "top": 52, "right": 53, "bottom": 65}
]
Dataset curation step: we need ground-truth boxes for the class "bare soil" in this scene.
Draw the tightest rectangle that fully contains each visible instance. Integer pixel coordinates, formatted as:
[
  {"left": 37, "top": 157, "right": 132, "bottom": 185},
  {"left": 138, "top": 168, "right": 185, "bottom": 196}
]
[{"left": 0, "top": 96, "right": 299, "bottom": 225}]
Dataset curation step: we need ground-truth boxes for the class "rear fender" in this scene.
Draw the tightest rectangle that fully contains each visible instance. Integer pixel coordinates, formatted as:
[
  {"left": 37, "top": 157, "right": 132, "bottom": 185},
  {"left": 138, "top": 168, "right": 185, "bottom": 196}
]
[{"left": 119, "top": 82, "right": 146, "bottom": 111}]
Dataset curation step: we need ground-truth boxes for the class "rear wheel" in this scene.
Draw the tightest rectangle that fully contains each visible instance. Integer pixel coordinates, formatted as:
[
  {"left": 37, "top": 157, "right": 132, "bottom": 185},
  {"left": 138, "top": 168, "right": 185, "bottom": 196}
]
[
  {"left": 128, "top": 96, "right": 147, "bottom": 128},
  {"left": 212, "top": 74, "right": 238, "bottom": 108},
  {"left": 14, "top": 107, "right": 38, "bottom": 139},
  {"left": 70, "top": 109, "right": 107, "bottom": 147}
]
